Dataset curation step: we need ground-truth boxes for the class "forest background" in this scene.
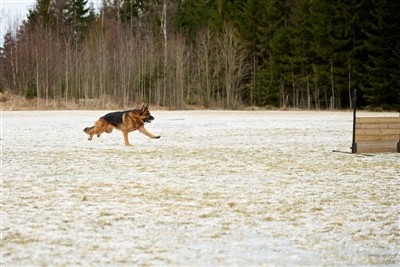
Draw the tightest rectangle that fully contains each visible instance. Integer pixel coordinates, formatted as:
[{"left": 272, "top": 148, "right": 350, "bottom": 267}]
[{"left": 0, "top": 0, "right": 399, "bottom": 110}]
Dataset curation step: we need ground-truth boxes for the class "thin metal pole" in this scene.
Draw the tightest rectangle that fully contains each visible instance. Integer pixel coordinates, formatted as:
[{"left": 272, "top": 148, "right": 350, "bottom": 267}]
[
  {"left": 351, "top": 89, "right": 357, "bottom": 153},
  {"left": 398, "top": 112, "right": 400, "bottom": 152}
]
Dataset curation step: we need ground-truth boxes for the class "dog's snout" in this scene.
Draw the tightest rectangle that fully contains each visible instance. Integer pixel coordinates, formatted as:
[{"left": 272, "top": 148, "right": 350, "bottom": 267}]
[{"left": 144, "top": 115, "right": 154, "bottom": 123}]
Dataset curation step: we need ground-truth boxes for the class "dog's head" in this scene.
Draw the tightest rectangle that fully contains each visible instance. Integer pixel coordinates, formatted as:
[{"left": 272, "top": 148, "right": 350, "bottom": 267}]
[{"left": 140, "top": 104, "right": 154, "bottom": 123}]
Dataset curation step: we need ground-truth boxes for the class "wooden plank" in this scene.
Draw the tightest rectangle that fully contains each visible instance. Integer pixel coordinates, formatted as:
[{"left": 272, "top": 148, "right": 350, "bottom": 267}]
[
  {"left": 356, "top": 129, "right": 400, "bottom": 135},
  {"left": 356, "top": 122, "right": 400, "bottom": 129},
  {"left": 356, "top": 135, "right": 399, "bottom": 141},
  {"left": 356, "top": 141, "right": 399, "bottom": 153},
  {"left": 357, "top": 117, "right": 400, "bottom": 124},
  {"left": 356, "top": 141, "right": 398, "bottom": 146},
  {"left": 356, "top": 145, "right": 398, "bottom": 153},
  {"left": 388, "top": 123, "right": 400, "bottom": 129}
]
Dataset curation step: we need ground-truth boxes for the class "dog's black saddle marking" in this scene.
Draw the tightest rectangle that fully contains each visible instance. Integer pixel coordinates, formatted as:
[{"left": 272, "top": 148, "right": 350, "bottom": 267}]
[
  {"left": 102, "top": 109, "right": 142, "bottom": 127},
  {"left": 102, "top": 111, "right": 125, "bottom": 127}
]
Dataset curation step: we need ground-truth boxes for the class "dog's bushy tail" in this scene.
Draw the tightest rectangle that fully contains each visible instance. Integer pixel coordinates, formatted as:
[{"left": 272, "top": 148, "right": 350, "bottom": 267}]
[{"left": 83, "top": 126, "right": 94, "bottom": 135}]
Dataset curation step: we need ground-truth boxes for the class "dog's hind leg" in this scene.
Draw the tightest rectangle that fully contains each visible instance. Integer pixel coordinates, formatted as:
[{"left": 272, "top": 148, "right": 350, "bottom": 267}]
[
  {"left": 138, "top": 126, "right": 161, "bottom": 139},
  {"left": 84, "top": 126, "right": 96, "bottom": 141},
  {"left": 105, "top": 125, "right": 113, "bottom": 134},
  {"left": 88, "top": 131, "right": 95, "bottom": 141},
  {"left": 96, "top": 129, "right": 106, "bottom": 138},
  {"left": 87, "top": 119, "right": 106, "bottom": 141},
  {"left": 84, "top": 126, "right": 94, "bottom": 135},
  {"left": 88, "top": 126, "right": 100, "bottom": 140}
]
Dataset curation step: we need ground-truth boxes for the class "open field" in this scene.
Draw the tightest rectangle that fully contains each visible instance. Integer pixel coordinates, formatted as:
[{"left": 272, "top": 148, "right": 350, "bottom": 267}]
[{"left": 1, "top": 110, "right": 399, "bottom": 266}]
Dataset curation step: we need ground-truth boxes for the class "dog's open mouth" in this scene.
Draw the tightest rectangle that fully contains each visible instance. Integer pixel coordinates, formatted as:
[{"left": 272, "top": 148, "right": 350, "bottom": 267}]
[{"left": 144, "top": 115, "right": 154, "bottom": 123}]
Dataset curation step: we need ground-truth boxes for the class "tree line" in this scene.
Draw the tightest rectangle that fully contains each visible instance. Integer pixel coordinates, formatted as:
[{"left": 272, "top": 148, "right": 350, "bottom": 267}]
[{"left": 0, "top": 0, "right": 399, "bottom": 110}]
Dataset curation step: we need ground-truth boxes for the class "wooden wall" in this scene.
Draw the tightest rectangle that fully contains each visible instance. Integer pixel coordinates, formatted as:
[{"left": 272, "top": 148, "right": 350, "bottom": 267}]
[{"left": 355, "top": 117, "right": 400, "bottom": 153}]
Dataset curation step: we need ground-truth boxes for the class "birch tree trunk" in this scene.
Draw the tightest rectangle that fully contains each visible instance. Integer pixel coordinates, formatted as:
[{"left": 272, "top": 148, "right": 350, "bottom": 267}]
[
  {"left": 217, "top": 24, "right": 249, "bottom": 109},
  {"left": 35, "top": 48, "right": 40, "bottom": 108},
  {"left": 162, "top": 0, "right": 167, "bottom": 106},
  {"left": 64, "top": 39, "right": 70, "bottom": 108},
  {"left": 330, "top": 59, "right": 335, "bottom": 110}
]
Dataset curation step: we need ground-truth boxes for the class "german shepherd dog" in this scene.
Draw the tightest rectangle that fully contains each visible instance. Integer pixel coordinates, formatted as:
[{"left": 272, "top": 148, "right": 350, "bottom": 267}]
[{"left": 84, "top": 104, "right": 160, "bottom": 146}]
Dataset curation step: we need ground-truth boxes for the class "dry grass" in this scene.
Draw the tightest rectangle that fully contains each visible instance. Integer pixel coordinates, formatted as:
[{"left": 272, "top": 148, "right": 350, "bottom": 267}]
[{"left": 1, "top": 92, "right": 131, "bottom": 111}]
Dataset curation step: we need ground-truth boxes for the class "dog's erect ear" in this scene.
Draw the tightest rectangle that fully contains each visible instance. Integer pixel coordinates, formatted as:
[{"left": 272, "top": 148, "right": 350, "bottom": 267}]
[{"left": 140, "top": 103, "right": 149, "bottom": 114}]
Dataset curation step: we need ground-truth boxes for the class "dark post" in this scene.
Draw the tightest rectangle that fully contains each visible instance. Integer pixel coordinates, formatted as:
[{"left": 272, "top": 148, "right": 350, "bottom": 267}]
[
  {"left": 398, "top": 113, "right": 400, "bottom": 153},
  {"left": 351, "top": 89, "right": 357, "bottom": 153}
]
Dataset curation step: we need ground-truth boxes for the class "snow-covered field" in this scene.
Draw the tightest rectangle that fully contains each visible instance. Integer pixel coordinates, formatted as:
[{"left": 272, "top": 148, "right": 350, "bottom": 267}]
[{"left": 2, "top": 110, "right": 399, "bottom": 266}]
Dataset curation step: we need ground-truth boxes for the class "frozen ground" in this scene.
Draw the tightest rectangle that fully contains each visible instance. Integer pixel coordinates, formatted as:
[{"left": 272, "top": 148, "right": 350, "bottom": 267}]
[{"left": 1, "top": 110, "right": 399, "bottom": 266}]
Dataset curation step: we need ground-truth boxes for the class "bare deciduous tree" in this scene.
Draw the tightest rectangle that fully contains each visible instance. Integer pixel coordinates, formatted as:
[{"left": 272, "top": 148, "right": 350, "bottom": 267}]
[{"left": 217, "top": 23, "right": 250, "bottom": 109}]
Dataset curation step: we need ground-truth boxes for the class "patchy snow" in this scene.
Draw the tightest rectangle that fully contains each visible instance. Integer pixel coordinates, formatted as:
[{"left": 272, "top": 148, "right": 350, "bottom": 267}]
[{"left": 1, "top": 110, "right": 399, "bottom": 266}]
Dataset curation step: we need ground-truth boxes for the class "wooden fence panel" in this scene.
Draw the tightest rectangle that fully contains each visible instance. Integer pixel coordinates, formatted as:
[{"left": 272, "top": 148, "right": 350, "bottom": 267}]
[{"left": 354, "top": 117, "right": 400, "bottom": 153}]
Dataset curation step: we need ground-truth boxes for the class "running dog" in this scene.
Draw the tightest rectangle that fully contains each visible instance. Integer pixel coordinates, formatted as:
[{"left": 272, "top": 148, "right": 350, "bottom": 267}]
[{"left": 83, "top": 104, "right": 160, "bottom": 146}]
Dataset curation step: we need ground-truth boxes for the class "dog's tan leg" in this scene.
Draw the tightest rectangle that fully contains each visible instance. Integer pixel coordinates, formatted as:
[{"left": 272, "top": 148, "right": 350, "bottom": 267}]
[
  {"left": 96, "top": 128, "right": 106, "bottom": 138},
  {"left": 88, "top": 120, "right": 102, "bottom": 141},
  {"left": 88, "top": 132, "right": 94, "bottom": 141},
  {"left": 106, "top": 125, "right": 113, "bottom": 133},
  {"left": 138, "top": 126, "right": 161, "bottom": 139},
  {"left": 88, "top": 127, "right": 100, "bottom": 140},
  {"left": 123, "top": 130, "right": 132, "bottom": 146}
]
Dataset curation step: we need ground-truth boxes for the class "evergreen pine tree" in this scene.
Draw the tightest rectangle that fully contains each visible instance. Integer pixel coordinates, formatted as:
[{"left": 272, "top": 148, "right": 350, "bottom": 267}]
[
  {"left": 27, "top": 0, "right": 56, "bottom": 28},
  {"left": 120, "top": 0, "right": 144, "bottom": 23},
  {"left": 63, "top": 0, "right": 94, "bottom": 40},
  {"left": 255, "top": 0, "right": 289, "bottom": 107},
  {"left": 361, "top": 0, "right": 400, "bottom": 109}
]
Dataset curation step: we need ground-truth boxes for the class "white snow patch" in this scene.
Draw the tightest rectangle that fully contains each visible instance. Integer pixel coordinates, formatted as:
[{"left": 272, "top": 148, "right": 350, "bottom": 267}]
[{"left": 1, "top": 110, "right": 399, "bottom": 266}]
